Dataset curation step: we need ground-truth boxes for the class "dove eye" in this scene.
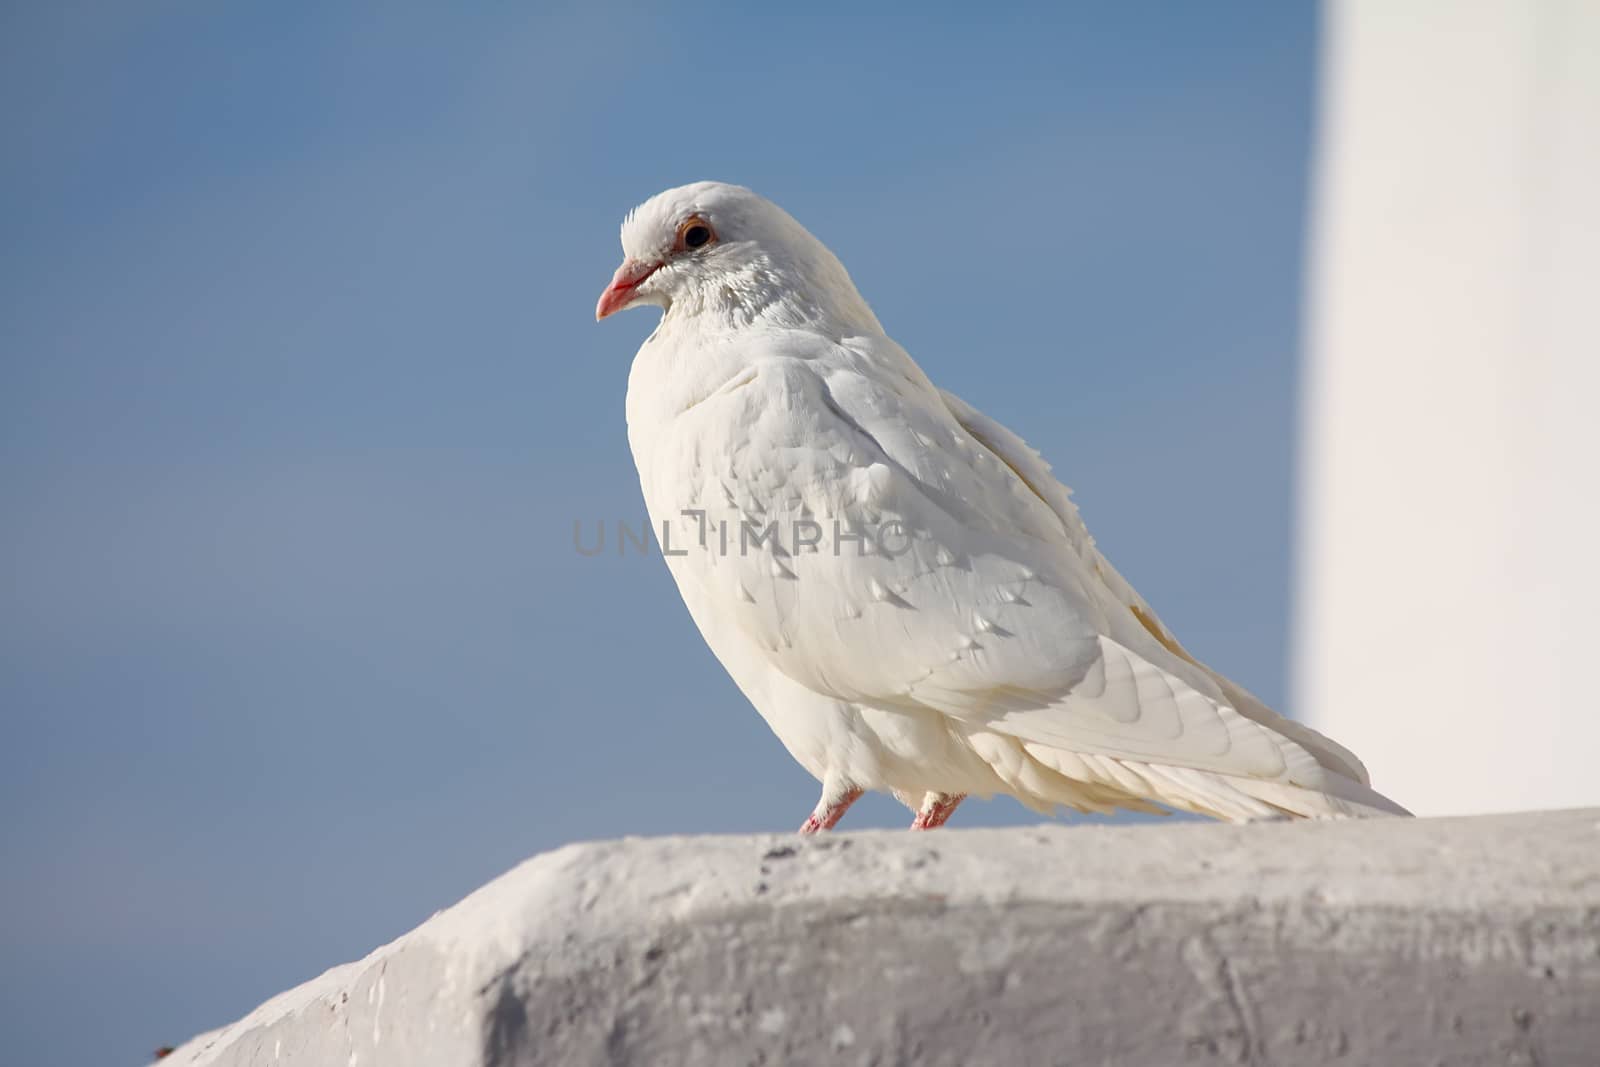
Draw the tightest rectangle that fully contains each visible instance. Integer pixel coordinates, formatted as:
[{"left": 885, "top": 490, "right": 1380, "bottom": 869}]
[{"left": 676, "top": 217, "right": 716, "bottom": 252}]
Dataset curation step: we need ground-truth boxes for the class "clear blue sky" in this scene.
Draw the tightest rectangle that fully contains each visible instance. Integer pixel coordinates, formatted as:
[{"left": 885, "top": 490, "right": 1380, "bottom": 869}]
[{"left": 0, "top": 3, "right": 1317, "bottom": 1063}]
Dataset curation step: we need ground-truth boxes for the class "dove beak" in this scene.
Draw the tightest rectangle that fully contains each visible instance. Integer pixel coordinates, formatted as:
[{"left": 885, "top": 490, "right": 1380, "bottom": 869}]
[{"left": 595, "top": 259, "right": 661, "bottom": 321}]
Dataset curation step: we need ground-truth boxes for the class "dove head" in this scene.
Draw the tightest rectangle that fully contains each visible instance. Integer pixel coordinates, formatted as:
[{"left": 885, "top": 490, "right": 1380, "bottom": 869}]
[{"left": 596, "top": 181, "right": 881, "bottom": 333}]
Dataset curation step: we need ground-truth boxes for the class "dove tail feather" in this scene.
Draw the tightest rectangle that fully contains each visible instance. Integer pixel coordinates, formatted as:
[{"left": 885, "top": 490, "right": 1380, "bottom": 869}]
[
  {"left": 1124, "top": 757, "right": 1412, "bottom": 821},
  {"left": 1222, "top": 767, "right": 1413, "bottom": 820},
  {"left": 1006, "top": 739, "right": 1410, "bottom": 822}
]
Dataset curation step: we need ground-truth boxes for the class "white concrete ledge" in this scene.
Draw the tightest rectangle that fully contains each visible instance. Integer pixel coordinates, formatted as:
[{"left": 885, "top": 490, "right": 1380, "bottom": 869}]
[{"left": 164, "top": 809, "right": 1600, "bottom": 1066}]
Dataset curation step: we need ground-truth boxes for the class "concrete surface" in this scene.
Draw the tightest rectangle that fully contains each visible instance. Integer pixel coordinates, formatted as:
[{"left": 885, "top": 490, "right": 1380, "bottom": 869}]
[{"left": 163, "top": 809, "right": 1600, "bottom": 1066}]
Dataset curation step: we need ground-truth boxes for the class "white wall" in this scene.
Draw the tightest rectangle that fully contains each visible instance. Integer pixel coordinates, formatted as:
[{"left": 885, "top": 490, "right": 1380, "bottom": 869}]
[{"left": 1296, "top": 0, "right": 1600, "bottom": 815}]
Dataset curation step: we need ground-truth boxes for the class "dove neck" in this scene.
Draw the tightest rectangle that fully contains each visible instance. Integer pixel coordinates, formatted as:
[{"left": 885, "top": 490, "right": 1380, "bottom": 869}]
[{"left": 665, "top": 246, "right": 882, "bottom": 337}]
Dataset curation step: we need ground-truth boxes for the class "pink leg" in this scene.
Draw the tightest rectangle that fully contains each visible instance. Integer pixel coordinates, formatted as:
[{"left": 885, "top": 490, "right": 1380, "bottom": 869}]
[
  {"left": 910, "top": 792, "right": 965, "bottom": 830},
  {"left": 799, "top": 786, "right": 863, "bottom": 834}
]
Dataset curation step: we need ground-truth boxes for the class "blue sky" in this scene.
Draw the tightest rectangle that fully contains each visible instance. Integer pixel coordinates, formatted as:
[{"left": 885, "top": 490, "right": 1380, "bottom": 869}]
[{"left": 1, "top": 3, "right": 1316, "bottom": 1062}]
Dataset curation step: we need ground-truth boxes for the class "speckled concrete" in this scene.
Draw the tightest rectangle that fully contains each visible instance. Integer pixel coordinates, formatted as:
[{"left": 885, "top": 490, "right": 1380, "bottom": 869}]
[{"left": 162, "top": 808, "right": 1600, "bottom": 1066}]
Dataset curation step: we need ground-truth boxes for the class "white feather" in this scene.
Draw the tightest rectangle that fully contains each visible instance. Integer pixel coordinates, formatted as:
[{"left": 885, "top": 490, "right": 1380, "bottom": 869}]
[{"left": 614, "top": 181, "right": 1408, "bottom": 823}]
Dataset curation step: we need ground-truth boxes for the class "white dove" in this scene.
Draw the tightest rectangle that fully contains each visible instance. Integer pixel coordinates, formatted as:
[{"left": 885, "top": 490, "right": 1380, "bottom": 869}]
[{"left": 598, "top": 180, "right": 1407, "bottom": 832}]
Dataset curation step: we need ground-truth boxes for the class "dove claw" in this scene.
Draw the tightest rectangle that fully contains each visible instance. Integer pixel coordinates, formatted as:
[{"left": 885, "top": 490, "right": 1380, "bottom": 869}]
[
  {"left": 910, "top": 792, "right": 965, "bottom": 830},
  {"left": 799, "top": 785, "right": 863, "bottom": 834}
]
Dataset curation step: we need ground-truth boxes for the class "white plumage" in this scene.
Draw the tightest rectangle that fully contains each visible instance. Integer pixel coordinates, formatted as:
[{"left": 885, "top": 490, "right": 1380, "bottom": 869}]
[{"left": 598, "top": 181, "right": 1407, "bottom": 830}]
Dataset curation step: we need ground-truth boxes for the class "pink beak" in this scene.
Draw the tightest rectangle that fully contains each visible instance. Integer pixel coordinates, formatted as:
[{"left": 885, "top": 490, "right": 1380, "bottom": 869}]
[{"left": 595, "top": 259, "right": 661, "bottom": 321}]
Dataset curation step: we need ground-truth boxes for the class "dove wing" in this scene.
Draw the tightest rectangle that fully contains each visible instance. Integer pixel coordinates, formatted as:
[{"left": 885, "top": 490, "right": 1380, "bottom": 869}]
[
  {"left": 936, "top": 387, "right": 1377, "bottom": 789},
  {"left": 667, "top": 330, "right": 1394, "bottom": 815}
]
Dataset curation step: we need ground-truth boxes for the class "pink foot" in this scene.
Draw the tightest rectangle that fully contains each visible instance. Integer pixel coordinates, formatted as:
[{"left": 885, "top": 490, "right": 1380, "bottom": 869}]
[
  {"left": 799, "top": 786, "right": 863, "bottom": 834},
  {"left": 910, "top": 792, "right": 965, "bottom": 830}
]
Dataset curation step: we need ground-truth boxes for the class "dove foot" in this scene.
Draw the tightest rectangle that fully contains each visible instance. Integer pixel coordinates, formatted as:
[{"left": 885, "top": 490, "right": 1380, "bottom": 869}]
[
  {"left": 910, "top": 792, "right": 965, "bottom": 830},
  {"left": 799, "top": 785, "right": 863, "bottom": 834}
]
